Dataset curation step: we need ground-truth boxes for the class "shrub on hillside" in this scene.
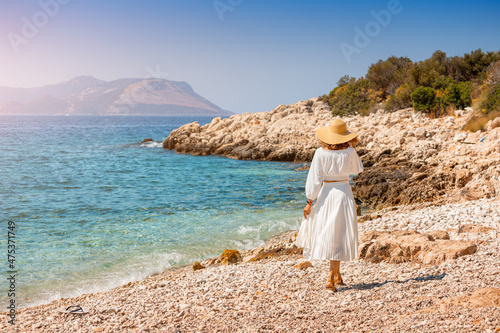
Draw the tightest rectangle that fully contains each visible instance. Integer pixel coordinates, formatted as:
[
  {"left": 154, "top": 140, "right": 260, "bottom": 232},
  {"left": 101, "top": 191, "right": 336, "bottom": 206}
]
[
  {"left": 448, "top": 49, "right": 500, "bottom": 83},
  {"left": 322, "top": 49, "right": 500, "bottom": 117},
  {"left": 463, "top": 110, "right": 500, "bottom": 132},
  {"left": 413, "top": 50, "right": 449, "bottom": 87},
  {"left": 445, "top": 81, "right": 473, "bottom": 110},
  {"left": 433, "top": 79, "right": 472, "bottom": 110},
  {"left": 325, "top": 78, "right": 373, "bottom": 116},
  {"left": 385, "top": 84, "right": 413, "bottom": 111},
  {"left": 411, "top": 87, "right": 437, "bottom": 113},
  {"left": 481, "top": 83, "right": 500, "bottom": 113},
  {"left": 366, "top": 56, "right": 412, "bottom": 97}
]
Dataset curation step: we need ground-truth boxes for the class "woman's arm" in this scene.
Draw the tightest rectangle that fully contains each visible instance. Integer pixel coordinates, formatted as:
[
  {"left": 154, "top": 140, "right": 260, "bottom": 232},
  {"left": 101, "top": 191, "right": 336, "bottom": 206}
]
[{"left": 303, "top": 151, "right": 322, "bottom": 219}]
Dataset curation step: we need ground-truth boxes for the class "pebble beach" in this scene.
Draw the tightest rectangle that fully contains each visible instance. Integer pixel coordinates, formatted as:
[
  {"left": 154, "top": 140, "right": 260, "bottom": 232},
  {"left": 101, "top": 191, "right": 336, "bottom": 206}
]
[{"left": 4, "top": 197, "right": 499, "bottom": 332}]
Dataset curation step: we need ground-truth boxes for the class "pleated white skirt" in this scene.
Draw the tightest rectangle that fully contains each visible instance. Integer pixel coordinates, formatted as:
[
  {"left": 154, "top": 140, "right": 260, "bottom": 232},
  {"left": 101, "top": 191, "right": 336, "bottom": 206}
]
[{"left": 295, "top": 181, "right": 358, "bottom": 261}]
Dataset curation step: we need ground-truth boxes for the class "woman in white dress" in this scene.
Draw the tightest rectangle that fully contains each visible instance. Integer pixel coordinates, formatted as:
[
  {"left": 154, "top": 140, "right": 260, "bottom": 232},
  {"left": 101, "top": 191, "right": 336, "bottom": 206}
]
[{"left": 295, "top": 118, "right": 363, "bottom": 291}]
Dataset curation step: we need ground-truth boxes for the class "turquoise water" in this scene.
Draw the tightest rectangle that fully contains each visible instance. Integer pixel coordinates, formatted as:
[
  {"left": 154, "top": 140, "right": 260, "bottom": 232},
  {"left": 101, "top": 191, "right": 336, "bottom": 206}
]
[{"left": 0, "top": 116, "right": 307, "bottom": 307}]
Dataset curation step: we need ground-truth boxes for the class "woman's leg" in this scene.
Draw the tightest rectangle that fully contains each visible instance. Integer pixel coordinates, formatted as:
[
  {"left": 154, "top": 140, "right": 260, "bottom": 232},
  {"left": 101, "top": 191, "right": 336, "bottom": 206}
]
[
  {"left": 332, "top": 260, "right": 344, "bottom": 284},
  {"left": 328, "top": 260, "right": 343, "bottom": 285},
  {"left": 327, "top": 260, "right": 340, "bottom": 290}
]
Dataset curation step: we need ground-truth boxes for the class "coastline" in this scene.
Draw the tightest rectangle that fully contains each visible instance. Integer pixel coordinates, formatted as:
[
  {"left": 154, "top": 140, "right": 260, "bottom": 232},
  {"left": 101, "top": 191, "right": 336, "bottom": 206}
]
[
  {"left": 163, "top": 100, "right": 500, "bottom": 210},
  {"left": 3, "top": 197, "right": 499, "bottom": 332},
  {"left": 4, "top": 101, "right": 500, "bottom": 331}
]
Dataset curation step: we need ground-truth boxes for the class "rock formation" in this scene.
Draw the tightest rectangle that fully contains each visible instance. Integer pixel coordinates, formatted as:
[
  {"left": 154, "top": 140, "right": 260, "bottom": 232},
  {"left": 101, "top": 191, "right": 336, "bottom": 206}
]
[
  {"left": 358, "top": 230, "right": 477, "bottom": 265},
  {"left": 164, "top": 99, "right": 500, "bottom": 208},
  {"left": 219, "top": 249, "right": 241, "bottom": 265}
]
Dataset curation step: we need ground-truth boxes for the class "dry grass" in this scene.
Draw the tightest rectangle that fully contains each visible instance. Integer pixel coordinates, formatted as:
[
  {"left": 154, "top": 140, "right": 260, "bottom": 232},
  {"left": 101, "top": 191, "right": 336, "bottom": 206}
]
[
  {"left": 471, "top": 98, "right": 484, "bottom": 113},
  {"left": 463, "top": 110, "right": 500, "bottom": 132},
  {"left": 446, "top": 105, "right": 457, "bottom": 117}
]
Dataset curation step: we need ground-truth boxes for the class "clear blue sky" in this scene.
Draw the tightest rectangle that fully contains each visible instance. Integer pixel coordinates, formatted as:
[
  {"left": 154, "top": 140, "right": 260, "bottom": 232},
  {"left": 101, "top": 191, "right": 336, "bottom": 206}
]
[{"left": 1, "top": 0, "right": 499, "bottom": 114}]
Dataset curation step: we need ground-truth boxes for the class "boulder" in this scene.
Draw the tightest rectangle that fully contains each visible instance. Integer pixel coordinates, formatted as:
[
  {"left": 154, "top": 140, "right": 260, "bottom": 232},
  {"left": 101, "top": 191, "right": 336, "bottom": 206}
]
[
  {"left": 294, "top": 261, "right": 313, "bottom": 270},
  {"left": 220, "top": 249, "right": 241, "bottom": 265},
  {"left": 358, "top": 230, "right": 477, "bottom": 265},
  {"left": 192, "top": 262, "right": 205, "bottom": 271},
  {"left": 248, "top": 245, "right": 302, "bottom": 262},
  {"left": 458, "top": 223, "right": 495, "bottom": 234},
  {"left": 455, "top": 169, "right": 472, "bottom": 188}
]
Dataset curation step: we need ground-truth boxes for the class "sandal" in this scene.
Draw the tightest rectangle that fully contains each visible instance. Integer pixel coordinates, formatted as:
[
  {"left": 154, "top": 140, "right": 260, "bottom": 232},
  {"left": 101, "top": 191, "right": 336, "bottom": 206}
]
[
  {"left": 326, "top": 281, "right": 337, "bottom": 292},
  {"left": 61, "top": 305, "right": 86, "bottom": 314}
]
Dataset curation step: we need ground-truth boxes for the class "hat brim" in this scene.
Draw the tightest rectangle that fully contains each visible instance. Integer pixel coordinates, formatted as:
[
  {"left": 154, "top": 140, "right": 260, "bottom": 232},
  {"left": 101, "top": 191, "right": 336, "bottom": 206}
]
[{"left": 316, "top": 127, "right": 358, "bottom": 145}]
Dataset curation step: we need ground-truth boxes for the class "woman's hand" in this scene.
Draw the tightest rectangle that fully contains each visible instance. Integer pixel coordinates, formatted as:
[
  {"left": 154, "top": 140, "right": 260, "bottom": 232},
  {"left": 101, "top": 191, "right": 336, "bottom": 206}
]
[{"left": 303, "top": 203, "right": 312, "bottom": 219}]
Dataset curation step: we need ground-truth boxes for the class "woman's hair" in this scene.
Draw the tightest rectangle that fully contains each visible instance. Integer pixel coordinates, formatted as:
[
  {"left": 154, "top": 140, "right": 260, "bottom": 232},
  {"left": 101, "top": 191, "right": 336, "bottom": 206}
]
[{"left": 320, "top": 140, "right": 350, "bottom": 150}]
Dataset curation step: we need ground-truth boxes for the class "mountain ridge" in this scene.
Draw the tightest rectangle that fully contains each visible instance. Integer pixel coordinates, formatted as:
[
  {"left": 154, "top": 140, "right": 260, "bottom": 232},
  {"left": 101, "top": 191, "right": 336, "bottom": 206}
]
[{"left": 0, "top": 76, "right": 232, "bottom": 116}]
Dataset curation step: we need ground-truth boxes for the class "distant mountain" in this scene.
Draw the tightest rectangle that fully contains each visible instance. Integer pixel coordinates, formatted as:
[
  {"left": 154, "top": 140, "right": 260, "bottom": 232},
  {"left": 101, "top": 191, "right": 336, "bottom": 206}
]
[{"left": 0, "top": 76, "right": 232, "bottom": 116}]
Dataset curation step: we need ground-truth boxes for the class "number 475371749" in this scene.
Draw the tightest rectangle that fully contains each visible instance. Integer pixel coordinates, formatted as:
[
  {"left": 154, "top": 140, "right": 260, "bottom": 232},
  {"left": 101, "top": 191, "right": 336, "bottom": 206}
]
[{"left": 7, "top": 221, "right": 16, "bottom": 270}]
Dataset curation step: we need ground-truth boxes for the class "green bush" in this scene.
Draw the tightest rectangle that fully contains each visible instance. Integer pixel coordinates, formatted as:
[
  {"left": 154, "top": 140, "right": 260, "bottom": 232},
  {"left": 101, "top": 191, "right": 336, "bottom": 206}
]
[
  {"left": 413, "top": 50, "right": 449, "bottom": 87},
  {"left": 366, "top": 56, "right": 412, "bottom": 96},
  {"left": 411, "top": 87, "right": 437, "bottom": 113},
  {"left": 481, "top": 83, "right": 500, "bottom": 112},
  {"left": 443, "top": 81, "right": 472, "bottom": 110},
  {"left": 448, "top": 49, "right": 500, "bottom": 83},
  {"left": 385, "top": 84, "right": 413, "bottom": 111},
  {"left": 325, "top": 78, "right": 373, "bottom": 116},
  {"left": 322, "top": 48, "right": 500, "bottom": 117},
  {"left": 336, "top": 75, "right": 356, "bottom": 87}
]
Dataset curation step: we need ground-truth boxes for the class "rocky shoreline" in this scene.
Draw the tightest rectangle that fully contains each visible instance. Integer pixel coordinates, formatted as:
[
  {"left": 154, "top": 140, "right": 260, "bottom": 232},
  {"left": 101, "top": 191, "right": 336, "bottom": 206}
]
[
  {"left": 4, "top": 101, "right": 499, "bottom": 332},
  {"left": 163, "top": 99, "right": 500, "bottom": 209},
  {"left": 3, "top": 197, "right": 499, "bottom": 332}
]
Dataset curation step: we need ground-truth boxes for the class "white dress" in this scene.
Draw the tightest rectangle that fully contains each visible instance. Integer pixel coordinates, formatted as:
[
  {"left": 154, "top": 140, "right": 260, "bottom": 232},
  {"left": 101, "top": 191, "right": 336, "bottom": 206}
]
[{"left": 295, "top": 147, "right": 364, "bottom": 261}]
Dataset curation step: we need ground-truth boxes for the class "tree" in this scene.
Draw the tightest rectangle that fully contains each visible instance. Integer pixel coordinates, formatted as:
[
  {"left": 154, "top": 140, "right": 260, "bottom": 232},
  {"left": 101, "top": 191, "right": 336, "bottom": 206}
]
[
  {"left": 413, "top": 50, "right": 449, "bottom": 87},
  {"left": 448, "top": 49, "right": 500, "bottom": 83},
  {"left": 366, "top": 56, "right": 412, "bottom": 97},
  {"left": 336, "top": 75, "right": 356, "bottom": 87}
]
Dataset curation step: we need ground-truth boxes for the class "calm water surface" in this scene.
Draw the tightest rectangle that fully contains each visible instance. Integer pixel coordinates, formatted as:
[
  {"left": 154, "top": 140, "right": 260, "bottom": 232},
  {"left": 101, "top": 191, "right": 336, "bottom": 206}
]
[{"left": 0, "top": 115, "right": 306, "bottom": 307}]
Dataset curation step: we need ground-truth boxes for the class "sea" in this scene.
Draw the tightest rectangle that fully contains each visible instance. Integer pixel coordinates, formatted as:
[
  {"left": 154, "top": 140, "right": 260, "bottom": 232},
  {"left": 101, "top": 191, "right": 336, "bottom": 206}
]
[{"left": 0, "top": 115, "right": 308, "bottom": 308}]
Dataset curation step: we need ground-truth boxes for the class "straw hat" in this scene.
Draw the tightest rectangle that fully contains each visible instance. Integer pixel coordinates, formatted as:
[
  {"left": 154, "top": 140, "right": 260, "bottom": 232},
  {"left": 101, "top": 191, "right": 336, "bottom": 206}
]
[{"left": 316, "top": 118, "right": 358, "bottom": 144}]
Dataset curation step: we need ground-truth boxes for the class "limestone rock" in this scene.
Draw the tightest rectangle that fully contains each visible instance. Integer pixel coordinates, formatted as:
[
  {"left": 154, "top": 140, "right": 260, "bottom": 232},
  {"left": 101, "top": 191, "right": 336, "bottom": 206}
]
[
  {"left": 458, "top": 223, "right": 495, "bottom": 233},
  {"left": 486, "top": 117, "right": 500, "bottom": 131},
  {"left": 192, "top": 262, "right": 205, "bottom": 271},
  {"left": 455, "top": 169, "right": 472, "bottom": 188},
  {"left": 294, "top": 261, "right": 313, "bottom": 270},
  {"left": 437, "top": 288, "right": 500, "bottom": 308},
  {"left": 359, "top": 230, "right": 477, "bottom": 265},
  {"left": 248, "top": 245, "right": 302, "bottom": 262},
  {"left": 453, "top": 132, "right": 468, "bottom": 142},
  {"left": 220, "top": 249, "right": 241, "bottom": 265}
]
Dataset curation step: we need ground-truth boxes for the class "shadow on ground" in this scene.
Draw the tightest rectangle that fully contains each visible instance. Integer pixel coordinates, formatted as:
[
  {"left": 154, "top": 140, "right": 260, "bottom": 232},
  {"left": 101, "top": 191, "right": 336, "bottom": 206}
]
[{"left": 342, "top": 272, "right": 446, "bottom": 291}]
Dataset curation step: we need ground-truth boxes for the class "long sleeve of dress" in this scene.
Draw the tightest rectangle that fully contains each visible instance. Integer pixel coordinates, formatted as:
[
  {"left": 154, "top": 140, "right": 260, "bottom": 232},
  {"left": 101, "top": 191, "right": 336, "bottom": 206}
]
[
  {"left": 348, "top": 147, "right": 364, "bottom": 175},
  {"left": 305, "top": 150, "right": 323, "bottom": 200}
]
